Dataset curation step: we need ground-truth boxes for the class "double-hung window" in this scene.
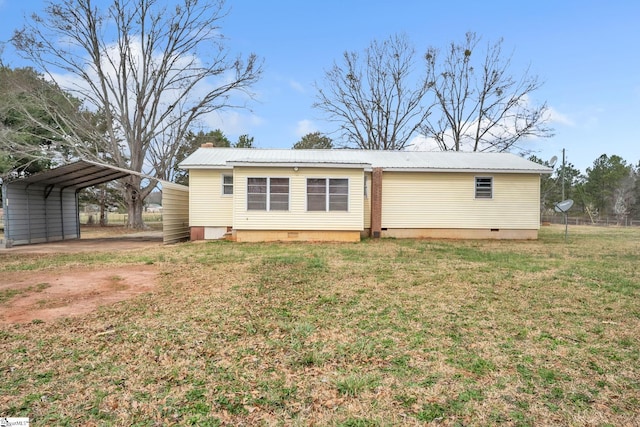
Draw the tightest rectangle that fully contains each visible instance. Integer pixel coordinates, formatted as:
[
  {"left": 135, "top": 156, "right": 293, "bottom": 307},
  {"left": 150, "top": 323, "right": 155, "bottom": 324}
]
[
  {"left": 247, "top": 177, "right": 289, "bottom": 211},
  {"left": 307, "top": 178, "right": 348, "bottom": 211},
  {"left": 475, "top": 177, "right": 493, "bottom": 199},
  {"left": 222, "top": 174, "right": 233, "bottom": 195}
]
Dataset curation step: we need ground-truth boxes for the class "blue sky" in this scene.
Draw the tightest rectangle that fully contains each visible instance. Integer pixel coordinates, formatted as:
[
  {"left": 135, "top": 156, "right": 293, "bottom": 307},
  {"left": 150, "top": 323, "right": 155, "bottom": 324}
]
[{"left": 1, "top": 0, "right": 638, "bottom": 173}]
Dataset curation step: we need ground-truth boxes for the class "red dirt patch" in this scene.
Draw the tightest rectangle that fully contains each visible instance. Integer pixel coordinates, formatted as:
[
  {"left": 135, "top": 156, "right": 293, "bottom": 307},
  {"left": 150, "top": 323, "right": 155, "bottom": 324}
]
[{"left": 1, "top": 265, "right": 158, "bottom": 324}]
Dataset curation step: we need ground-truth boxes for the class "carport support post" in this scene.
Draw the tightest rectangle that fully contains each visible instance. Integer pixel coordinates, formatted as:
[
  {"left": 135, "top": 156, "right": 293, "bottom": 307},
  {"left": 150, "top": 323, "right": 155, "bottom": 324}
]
[
  {"left": 59, "top": 188, "right": 65, "bottom": 240},
  {"left": 370, "top": 167, "right": 383, "bottom": 238},
  {"left": 75, "top": 189, "right": 81, "bottom": 239},
  {"left": 1, "top": 181, "right": 8, "bottom": 244}
]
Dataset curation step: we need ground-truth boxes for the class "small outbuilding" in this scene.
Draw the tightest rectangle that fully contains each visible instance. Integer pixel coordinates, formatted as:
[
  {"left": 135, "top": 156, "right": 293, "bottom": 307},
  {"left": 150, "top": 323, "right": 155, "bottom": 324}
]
[
  {"left": 1, "top": 160, "right": 189, "bottom": 246},
  {"left": 179, "top": 147, "right": 552, "bottom": 242}
]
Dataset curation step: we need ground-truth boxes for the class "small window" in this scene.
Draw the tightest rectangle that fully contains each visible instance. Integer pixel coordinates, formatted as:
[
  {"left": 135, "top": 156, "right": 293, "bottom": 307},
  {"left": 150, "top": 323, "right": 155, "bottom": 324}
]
[
  {"left": 222, "top": 174, "right": 233, "bottom": 195},
  {"left": 247, "top": 177, "right": 289, "bottom": 211},
  {"left": 307, "top": 178, "right": 349, "bottom": 211},
  {"left": 475, "top": 177, "right": 493, "bottom": 199}
]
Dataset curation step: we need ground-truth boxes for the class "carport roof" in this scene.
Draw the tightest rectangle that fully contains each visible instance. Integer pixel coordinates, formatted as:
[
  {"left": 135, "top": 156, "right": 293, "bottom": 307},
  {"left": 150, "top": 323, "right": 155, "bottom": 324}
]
[{"left": 6, "top": 160, "right": 150, "bottom": 190}]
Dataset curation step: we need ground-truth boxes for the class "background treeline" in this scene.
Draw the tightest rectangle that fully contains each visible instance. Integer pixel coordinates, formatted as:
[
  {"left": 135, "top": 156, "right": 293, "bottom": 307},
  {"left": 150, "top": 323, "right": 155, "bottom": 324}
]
[{"left": 531, "top": 154, "right": 640, "bottom": 224}]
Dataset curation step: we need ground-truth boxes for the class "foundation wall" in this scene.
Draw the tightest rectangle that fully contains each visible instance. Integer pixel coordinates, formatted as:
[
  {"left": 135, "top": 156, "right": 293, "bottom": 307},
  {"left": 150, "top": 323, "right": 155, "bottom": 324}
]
[
  {"left": 190, "top": 226, "right": 205, "bottom": 241},
  {"left": 235, "top": 229, "right": 361, "bottom": 243},
  {"left": 381, "top": 228, "right": 538, "bottom": 240}
]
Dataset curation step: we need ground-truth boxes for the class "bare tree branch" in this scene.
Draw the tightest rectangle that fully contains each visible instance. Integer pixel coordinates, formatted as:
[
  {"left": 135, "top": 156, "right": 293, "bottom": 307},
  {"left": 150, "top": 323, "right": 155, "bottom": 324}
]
[
  {"left": 314, "top": 34, "right": 431, "bottom": 150},
  {"left": 8, "top": 0, "right": 262, "bottom": 228},
  {"left": 422, "top": 32, "right": 553, "bottom": 153}
]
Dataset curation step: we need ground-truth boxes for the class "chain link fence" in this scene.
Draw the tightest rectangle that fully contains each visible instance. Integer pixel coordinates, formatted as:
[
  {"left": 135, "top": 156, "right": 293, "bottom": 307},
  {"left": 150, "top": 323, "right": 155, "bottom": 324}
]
[{"left": 541, "top": 215, "right": 640, "bottom": 227}]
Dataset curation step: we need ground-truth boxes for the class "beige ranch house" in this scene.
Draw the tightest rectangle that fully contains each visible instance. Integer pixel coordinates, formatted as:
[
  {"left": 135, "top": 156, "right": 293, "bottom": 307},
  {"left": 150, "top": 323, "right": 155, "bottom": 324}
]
[{"left": 179, "top": 146, "right": 552, "bottom": 242}]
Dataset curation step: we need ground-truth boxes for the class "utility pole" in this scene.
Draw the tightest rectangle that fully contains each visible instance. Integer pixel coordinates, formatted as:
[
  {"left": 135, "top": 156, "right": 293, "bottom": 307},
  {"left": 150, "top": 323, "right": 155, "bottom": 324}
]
[
  {"left": 561, "top": 148, "right": 566, "bottom": 201},
  {"left": 562, "top": 148, "right": 568, "bottom": 242}
]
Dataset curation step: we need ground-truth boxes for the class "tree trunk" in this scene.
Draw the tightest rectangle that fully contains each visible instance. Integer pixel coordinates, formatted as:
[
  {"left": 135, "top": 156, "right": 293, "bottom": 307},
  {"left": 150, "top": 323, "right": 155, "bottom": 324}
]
[
  {"left": 126, "top": 195, "right": 145, "bottom": 229},
  {"left": 99, "top": 186, "right": 108, "bottom": 226},
  {"left": 124, "top": 176, "right": 146, "bottom": 229}
]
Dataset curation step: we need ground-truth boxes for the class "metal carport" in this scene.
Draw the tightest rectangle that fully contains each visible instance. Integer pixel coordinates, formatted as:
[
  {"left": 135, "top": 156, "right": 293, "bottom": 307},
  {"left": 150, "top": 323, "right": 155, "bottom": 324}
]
[{"left": 1, "top": 160, "right": 189, "bottom": 247}]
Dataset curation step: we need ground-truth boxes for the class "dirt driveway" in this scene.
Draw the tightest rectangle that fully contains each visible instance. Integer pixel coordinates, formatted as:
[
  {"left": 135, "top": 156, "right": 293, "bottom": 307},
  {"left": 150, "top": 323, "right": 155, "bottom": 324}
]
[
  {"left": 1, "top": 230, "right": 164, "bottom": 324},
  {"left": 0, "top": 230, "right": 163, "bottom": 254}
]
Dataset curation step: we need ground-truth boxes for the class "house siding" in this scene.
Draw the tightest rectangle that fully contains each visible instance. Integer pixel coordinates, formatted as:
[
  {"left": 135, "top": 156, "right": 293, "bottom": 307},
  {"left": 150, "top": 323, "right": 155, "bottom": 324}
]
[
  {"left": 232, "top": 167, "right": 364, "bottom": 231},
  {"left": 381, "top": 172, "right": 541, "bottom": 230},
  {"left": 189, "top": 169, "right": 233, "bottom": 227}
]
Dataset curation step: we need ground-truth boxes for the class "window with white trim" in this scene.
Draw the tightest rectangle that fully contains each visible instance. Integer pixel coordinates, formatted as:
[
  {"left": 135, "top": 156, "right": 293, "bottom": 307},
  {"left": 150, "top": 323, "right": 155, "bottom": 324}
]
[
  {"left": 307, "top": 178, "right": 349, "bottom": 211},
  {"left": 222, "top": 174, "right": 233, "bottom": 195},
  {"left": 475, "top": 177, "right": 493, "bottom": 199},
  {"left": 247, "top": 177, "right": 289, "bottom": 211}
]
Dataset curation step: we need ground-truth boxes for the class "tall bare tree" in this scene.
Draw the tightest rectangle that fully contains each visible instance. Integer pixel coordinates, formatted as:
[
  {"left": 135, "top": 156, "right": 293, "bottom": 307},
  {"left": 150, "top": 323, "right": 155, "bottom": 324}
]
[
  {"left": 313, "top": 34, "right": 431, "bottom": 150},
  {"left": 422, "top": 32, "right": 552, "bottom": 152},
  {"left": 10, "top": 0, "right": 262, "bottom": 228}
]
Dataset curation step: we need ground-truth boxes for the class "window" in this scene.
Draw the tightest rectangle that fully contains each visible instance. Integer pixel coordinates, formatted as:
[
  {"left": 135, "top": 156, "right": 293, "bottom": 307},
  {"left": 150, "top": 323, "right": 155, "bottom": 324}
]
[
  {"left": 475, "top": 177, "right": 493, "bottom": 199},
  {"left": 247, "top": 177, "right": 289, "bottom": 211},
  {"left": 307, "top": 178, "right": 349, "bottom": 211},
  {"left": 222, "top": 174, "right": 233, "bottom": 195},
  {"left": 269, "top": 178, "right": 290, "bottom": 211},
  {"left": 247, "top": 178, "right": 266, "bottom": 210}
]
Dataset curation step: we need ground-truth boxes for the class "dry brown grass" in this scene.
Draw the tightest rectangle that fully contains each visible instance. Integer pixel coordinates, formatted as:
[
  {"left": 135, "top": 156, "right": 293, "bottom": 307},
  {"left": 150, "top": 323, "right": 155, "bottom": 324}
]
[{"left": 1, "top": 225, "right": 639, "bottom": 426}]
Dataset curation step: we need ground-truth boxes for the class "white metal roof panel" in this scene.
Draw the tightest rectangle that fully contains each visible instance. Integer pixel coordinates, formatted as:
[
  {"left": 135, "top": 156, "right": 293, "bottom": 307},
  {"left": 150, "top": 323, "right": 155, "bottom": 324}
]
[
  {"left": 5, "top": 160, "right": 189, "bottom": 190},
  {"left": 6, "top": 160, "right": 134, "bottom": 190},
  {"left": 179, "top": 148, "right": 553, "bottom": 174}
]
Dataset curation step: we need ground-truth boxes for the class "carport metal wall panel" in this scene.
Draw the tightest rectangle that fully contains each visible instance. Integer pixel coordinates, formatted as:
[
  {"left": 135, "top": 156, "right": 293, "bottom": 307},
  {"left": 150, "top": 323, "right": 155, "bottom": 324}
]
[
  {"left": 3, "top": 182, "right": 79, "bottom": 245},
  {"left": 61, "top": 189, "right": 79, "bottom": 239},
  {"left": 162, "top": 182, "right": 190, "bottom": 244}
]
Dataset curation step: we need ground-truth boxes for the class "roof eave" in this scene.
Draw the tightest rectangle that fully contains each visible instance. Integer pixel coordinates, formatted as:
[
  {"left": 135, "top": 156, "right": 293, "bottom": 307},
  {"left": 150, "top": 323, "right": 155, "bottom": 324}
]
[
  {"left": 384, "top": 167, "right": 554, "bottom": 174},
  {"left": 227, "top": 161, "right": 370, "bottom": 169},
  {"left": 179, "top": 164, "right": 231, "bottom": 170}
]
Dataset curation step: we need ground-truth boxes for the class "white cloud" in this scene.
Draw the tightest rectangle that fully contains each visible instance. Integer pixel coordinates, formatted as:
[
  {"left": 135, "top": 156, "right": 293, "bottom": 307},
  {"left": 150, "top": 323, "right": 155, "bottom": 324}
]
[
  {"left": 406, "top": 134, "right": 441, "bottom": 151},
  {"left": 544, "top": 106, "right": 574, "bottom": 126},
  {"left": 295, "top": 119, "right": 317, "bottom": 137},
  {"left": 408, "top": 97, "right": 574, "bottom": 152},
  {"left": 201, "top": 110, "right": 265, "bottom": 136},
  {"left": 289, "top": 79, "right": 305, "bottom": 93}
]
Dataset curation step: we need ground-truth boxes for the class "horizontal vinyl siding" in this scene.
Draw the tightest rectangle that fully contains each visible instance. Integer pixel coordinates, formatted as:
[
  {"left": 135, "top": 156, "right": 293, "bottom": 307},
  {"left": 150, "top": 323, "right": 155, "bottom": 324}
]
[
  {"left": 189, "top": 169, "right": 233, "bottom": 226},
  {"left": 381, "top": 172, "right": 541, "bottom": 230},
  {"left": 233, "top": 167, "right": 364, "bottom": 231},
  {"left": 162, "top": 184, "right": 190, "bottom": 244}
]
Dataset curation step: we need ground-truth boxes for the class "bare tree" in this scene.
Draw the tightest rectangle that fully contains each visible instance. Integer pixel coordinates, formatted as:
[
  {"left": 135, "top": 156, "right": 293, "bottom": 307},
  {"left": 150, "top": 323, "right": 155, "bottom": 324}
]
[
  {"left": 421, "top": 32, "right": 552, "bottom": 152},
  {"left": 10, "top": 0, "right": 262, "bottom": 228},
  {"left": 314, "top": 34, "right": 431, "bottom": 150}
]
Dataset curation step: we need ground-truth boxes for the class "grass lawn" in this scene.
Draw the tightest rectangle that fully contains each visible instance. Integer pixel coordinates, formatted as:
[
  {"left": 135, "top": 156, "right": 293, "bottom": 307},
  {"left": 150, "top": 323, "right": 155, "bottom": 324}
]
[{"left": 1, "top": 225, "right": 639, "bottom": 426}]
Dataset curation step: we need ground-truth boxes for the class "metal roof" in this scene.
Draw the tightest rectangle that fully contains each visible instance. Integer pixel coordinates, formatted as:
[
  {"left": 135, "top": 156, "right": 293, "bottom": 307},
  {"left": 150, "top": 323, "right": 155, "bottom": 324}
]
[
  {"left": 4, "top": 160, "right": 146, "bottom": 190},
  {"left": 179, "top": 148, "right": 553, "bottom": 174}
]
